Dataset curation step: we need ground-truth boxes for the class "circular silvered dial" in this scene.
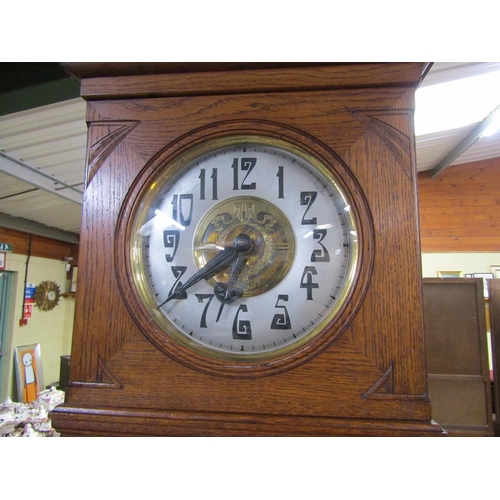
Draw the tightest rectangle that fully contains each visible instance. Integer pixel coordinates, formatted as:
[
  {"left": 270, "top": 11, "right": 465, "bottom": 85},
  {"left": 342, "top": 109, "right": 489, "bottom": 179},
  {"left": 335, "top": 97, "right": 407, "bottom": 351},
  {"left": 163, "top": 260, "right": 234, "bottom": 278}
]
[{"left": 129, "top": 136, "right": 359, "bottom": 362}]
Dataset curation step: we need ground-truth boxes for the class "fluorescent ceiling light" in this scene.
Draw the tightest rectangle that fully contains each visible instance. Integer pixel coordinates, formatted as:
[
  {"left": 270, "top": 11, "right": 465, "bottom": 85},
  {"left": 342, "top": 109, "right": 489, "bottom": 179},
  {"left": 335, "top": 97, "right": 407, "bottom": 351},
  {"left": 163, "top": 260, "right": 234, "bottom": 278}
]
[{"left": 415, "top": 69, "right": 500, "bottom": 136}]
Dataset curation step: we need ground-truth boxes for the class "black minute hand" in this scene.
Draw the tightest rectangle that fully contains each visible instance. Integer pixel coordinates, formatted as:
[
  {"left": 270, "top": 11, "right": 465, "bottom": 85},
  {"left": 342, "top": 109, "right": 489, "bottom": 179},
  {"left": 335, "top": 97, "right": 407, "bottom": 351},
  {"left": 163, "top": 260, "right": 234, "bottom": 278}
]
[
  {"left": 214, "top": 252, "right": 247, "bottom": 304},
  {"left": 158, "top": 246, "right": 238, "bottom": 307}
]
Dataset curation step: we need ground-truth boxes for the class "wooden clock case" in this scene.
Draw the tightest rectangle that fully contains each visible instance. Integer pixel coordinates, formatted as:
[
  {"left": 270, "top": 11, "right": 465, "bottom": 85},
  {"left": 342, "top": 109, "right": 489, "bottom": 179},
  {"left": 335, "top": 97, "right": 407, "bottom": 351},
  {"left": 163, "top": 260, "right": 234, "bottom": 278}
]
[{"left": 50, "top": 63, "right": 444, "bottom": 436}]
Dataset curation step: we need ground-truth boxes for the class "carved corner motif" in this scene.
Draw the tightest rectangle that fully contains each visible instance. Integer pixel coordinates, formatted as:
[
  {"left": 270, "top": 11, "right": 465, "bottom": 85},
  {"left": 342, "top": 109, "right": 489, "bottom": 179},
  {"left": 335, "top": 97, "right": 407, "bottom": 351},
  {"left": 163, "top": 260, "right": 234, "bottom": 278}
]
[
  {"left": 362, "top": 362, "right": 395, "bottom": 400},
  {"left": 362, "top": 361, "right": 427, "bottom": 401},
  {"left": 351, "top": 110, "right": 413, "bottom": 180},
  {"left": 86, "top": 121, "right": 139, "bottom": 186},
  {"left": 70, "top": 356, "right": 123, "bottom": 389}
]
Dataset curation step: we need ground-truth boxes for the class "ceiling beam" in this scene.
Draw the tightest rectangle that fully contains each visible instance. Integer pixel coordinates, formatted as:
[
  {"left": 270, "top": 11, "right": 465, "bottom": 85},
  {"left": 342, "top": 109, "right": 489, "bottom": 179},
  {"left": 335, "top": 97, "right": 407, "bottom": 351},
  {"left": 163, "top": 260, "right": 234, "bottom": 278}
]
[
  {"left": 0, "top": 150, "right": 83, "bottom": 204},
  {"left": 430, "top": 104, "right": 500, "bottom": 178},
  {"left": 0, "top": 212, "right": 79, "bottom": 244}
]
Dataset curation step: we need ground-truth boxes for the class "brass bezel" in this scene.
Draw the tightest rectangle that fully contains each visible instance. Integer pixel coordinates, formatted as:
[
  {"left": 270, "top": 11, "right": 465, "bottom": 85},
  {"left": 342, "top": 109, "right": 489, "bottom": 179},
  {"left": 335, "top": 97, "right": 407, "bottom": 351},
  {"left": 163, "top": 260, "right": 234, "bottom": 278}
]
[{"left": 127, "top": 135, "right": 360, "bottom": 365}]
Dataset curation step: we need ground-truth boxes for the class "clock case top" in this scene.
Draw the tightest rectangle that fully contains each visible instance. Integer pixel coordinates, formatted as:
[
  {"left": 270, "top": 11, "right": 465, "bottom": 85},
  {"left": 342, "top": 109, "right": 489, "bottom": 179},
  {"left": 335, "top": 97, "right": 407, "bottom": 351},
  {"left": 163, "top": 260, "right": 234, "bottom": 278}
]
[{"left": 51, "top": 63, "right": 443, "bottom": 436}]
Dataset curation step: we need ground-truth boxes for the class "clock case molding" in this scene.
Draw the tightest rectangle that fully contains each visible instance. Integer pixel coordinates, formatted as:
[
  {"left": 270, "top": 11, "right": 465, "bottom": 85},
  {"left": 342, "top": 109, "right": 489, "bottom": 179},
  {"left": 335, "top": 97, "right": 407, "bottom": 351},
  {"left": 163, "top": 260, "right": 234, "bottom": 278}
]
[
  {"left": 116, "top": 125, "right": 372, "bottom": 378},
  {"left": 51, "top": 63, "right": 444, "bottom": 436}
]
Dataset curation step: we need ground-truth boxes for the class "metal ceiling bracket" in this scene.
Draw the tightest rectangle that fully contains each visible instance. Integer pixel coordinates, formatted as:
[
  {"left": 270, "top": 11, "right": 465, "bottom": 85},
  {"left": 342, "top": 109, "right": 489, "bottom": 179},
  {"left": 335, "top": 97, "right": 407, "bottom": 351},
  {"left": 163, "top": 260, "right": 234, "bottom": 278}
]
[
  {"left": 0, "top": 212, "right": 79, "bottom": 244},
  {"left": 0, "top": 150, "right": 83, "bottom": 204},
  {"left": 430, "top": 104, "right": 500, "bottom": 178}
]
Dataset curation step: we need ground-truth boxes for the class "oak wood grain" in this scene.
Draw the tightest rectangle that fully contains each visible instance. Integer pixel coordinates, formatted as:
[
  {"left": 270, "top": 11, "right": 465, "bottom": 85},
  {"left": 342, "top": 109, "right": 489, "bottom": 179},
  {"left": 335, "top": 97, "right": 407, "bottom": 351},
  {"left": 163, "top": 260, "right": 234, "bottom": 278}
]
[
  {"left": 62, "top": 62, "right": 425, "bottom": 100},
  {"left": 50, "top": 404, "right": 445, "bottom": 437},
  {"left": 50, "top": 63, "right": 441, "bottom": 436}
]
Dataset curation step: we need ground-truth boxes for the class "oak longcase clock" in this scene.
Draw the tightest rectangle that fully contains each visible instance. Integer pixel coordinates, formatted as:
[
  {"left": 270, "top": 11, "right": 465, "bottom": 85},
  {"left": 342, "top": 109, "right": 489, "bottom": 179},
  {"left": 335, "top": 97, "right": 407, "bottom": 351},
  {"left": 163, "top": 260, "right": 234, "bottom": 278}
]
[{"left": 51, "top": 63, "right": 444, "bottom": 436}]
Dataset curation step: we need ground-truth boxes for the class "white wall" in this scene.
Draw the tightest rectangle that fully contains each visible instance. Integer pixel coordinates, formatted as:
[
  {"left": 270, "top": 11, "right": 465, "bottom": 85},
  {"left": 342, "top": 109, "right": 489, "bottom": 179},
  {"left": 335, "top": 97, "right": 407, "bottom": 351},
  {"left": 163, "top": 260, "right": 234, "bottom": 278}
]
[
  {"left": 421, "top": 252, "right": 500, "bottom": 278},
  {"left": 1, "top": 253, "right": 75, "bottom": 401}
]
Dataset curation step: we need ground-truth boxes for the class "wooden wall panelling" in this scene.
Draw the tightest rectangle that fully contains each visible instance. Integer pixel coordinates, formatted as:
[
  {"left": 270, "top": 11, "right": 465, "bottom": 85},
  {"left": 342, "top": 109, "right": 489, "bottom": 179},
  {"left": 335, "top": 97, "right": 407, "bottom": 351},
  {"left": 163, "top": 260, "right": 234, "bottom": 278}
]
[
  {"left": 423, "top": 278, "right": 493, "bottom": 436},
  {"left": 418, "top": 156, "right": 500, "bottom": 252},
  {"left": 488, "top": 279, "right": 500, "bottom": 436},
  {"left": 0, "top": 226, "right": 79, "bottom": 262}
]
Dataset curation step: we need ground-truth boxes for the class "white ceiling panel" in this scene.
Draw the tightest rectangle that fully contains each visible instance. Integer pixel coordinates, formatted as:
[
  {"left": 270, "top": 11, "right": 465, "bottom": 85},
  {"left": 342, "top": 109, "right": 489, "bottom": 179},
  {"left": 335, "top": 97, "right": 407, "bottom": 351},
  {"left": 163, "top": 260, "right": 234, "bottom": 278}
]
[
  {"left": 415, "top": 62, "right": 500, "bottom": 174},
  {"left": 451, "top": 133, "right": 500, "bottom": 166},
  {"left": 8, "top": 135, "right": 86, "bottom": 162},
  {"left": 415, "top": 125, "right": 474, "bottom": 171},
  {"left": 0, "top": 97, "right": 86, "bottom": 240},
  {"left": 0, "top": 100, "right": 86, "bottom": 139},
  {"left": 0, "top": 188, "right": 83, "bottom": 233},
  {"left": 1, "top": 121, "right": 86, "bottom": 150}
]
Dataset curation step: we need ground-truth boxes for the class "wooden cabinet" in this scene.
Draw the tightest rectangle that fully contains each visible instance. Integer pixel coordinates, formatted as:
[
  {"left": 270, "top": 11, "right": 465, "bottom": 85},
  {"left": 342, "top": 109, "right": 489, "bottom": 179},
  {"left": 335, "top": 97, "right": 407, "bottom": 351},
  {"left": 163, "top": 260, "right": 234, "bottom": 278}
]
[
  {"left": 49, "top": 63, "right": 443, "bottom": 436},
  {"left": 58, "top": 355, "right": 71, "bottom": 391},
  {"left": 488, "top": 279, "right": 500, "bottom": 436},
  {"left": 423, "top": 278, "right": 493, "bottom": 436}
]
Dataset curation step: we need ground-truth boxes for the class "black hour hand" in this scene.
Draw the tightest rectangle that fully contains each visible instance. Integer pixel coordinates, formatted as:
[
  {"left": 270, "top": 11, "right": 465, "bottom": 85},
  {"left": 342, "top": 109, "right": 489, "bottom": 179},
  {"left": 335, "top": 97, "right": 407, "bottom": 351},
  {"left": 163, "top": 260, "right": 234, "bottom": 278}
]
[{"left": 159, "top": 246, "right": 238, "bottom": 307}]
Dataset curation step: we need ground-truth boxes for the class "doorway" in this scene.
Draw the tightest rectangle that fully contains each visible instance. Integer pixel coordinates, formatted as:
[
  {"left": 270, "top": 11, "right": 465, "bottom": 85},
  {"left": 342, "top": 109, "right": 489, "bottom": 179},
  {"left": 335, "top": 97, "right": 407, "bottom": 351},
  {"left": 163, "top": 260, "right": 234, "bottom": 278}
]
[{"left": 0, "top": 271, "right": 13, "bottom": 399}]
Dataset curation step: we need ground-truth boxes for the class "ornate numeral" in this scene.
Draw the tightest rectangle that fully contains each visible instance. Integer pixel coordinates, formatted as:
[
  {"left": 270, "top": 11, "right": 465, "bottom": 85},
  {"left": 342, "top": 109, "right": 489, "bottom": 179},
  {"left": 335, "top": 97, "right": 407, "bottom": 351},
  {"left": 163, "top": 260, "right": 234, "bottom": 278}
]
[
  {"left": 232, "top": 304, "right": 252, "bottom": 339},
  {"left": 195, "top": 293, "right": 215, "bottom": 328},
  {"left": 300, "top": 191, "right": 317, "bottom": 225},
  {"left": 199, "top": 168, "right": 218, "bottom": 200},
  {"left": 271, "top": 294, "right": 292, "bottom": 330},
  {"left": 311, "top": 229, "right": 330, "bottom": 262},
  {"left": 276, "top": 165, "right": 285, "bottom": 199},
  {"left": 163, "top": 230, "right": 180, "bottom": 262},
  {"left": 168, "top": 266, "right": 188, "bottom": 300},
  {"left": 300, "top": 266, "right": 319, "bottom": 300},
  {"left": 171, "top": 194, "right": 194, "bottom": 226},
  {"left": 232, "top": 157, "right": 257, "bottom": 190}
]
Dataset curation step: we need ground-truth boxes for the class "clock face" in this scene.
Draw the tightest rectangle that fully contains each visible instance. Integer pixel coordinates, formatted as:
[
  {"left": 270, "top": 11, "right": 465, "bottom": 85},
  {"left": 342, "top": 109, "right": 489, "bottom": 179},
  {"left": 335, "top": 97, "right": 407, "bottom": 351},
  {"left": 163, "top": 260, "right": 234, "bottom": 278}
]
[{"left": 125, "top": 135, "right": 360, "bottom": 369}]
